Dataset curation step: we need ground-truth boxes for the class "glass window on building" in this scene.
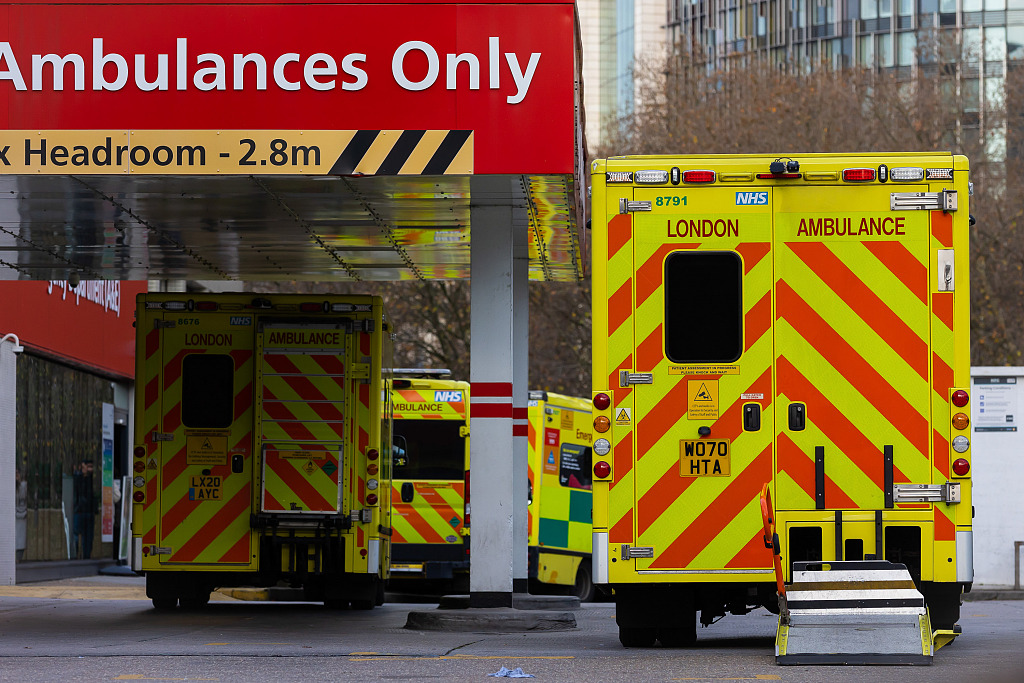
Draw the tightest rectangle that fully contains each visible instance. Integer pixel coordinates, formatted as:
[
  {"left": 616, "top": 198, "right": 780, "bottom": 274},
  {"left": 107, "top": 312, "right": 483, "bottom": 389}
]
[
  {"left": 985, "top": 0, "right": 1007, "bottom": 9},
  {"left": 1008, "top": 26, "right": 1024, "bottom": 59},
  {"left": 963, "top": 77, "right": 981, "bottom": 111},
  {"left": 880, "top": 0, "right": 893, "bottom": 17},
  {"left": 939, "top": 0, "right": 956, "bottom": 12},
  {"left": 862, "top": 0, "right": 878, "bottom": 20},
  {"left": 965, "top": 27, "right": 983, "bottom": 62},
  {"left": 920, "top": 0, "right": 939, "bottom": 12},
  {"left": 964, "top": 0, "right": 983, "bottom": 12},
  {"left": 16, "top": 355, "right": 116, "bottom": 563},
  {"left": 878, "top": 32, "right": 895, "bottom": 66},
  {"left": 986, "top": 125, "right": 1007, "bottom": 163},
  {"left": 1009, "top": 0, "right": 1024, "bottom": 8},
  {"left": 899, "top": 0, "right": 914, "bottom": 14},
  {"left": 898, "top": 31, "right": 917, "bottom": 64},
  {"left": 986, "top": 75, "right": 1005, "bottom": 109},
  {"left": 860, "top": 34, "right": 876, "bottom": 66},
  {"left": 986, "top": 26, "right": 1008, "bottom": 60}
]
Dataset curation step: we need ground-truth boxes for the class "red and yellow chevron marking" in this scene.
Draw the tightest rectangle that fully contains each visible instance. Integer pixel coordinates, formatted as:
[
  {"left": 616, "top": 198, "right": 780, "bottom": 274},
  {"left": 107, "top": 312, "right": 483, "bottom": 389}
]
[
  {"left": 775, "top": 189, "right": 931, "bottom": 512},
  {"left": 138, "top": 325, "right": 163, "bottom": 546},
  {"left": 393, "top": 387, "right": 467, "bottom": 420},
  {"left": 390, "top": 482, "right": 464, "bottom": 544},
  {"left": 260, "top": 352, "right": 347, "bottom": 443},
  {"left": 592, "top": 154, "right": 971, "bottom": 588},
  {"left": 158, "top": 335, "right": 255, "bottom": 566},
  {"left": 620, "top": 186, "right": 776, "bottom": 572},
  {"left": 262, "top": 444, "right": 340, "bottom": 513},
  {"left": 604, "top": 213, "right": 637, "bottom": 545}
]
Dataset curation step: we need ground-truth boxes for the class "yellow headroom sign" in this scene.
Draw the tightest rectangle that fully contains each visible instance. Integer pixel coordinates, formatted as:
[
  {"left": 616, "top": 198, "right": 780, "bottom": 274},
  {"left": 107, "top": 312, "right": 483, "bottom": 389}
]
[{"left": 0, "top": 130, "right": 473, "bottom": 175}]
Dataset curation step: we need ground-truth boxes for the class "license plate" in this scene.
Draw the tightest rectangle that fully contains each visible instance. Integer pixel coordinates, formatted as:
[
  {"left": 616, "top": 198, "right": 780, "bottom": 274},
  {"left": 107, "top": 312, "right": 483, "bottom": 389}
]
[{"left": 679, "top": 439, "right": 730, "bottom": 477}]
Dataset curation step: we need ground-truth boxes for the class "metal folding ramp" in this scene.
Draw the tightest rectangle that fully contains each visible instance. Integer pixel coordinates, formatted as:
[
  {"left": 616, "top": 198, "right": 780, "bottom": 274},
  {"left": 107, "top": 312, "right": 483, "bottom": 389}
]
[
  {"left": 759, "top": 484, "right": 937, "bottom": 665},
  {"left": 775, "top": 560, "right": 933, "bottom": 665}
]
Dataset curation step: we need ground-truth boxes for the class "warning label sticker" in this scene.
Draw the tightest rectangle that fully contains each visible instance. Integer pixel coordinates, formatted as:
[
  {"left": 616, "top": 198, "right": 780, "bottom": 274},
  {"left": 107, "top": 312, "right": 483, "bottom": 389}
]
[
  {"left": 615, "top": 407, "right": 632, "bottom": 425},
  {"left": 688, "top": 380, "right": 719, "bottom": 420},
  {"left": 185, "top": 432, "right": 228, "bottom": 466},
  {"left": 669, "top": 365, "right": 739, "bottom": 376}
]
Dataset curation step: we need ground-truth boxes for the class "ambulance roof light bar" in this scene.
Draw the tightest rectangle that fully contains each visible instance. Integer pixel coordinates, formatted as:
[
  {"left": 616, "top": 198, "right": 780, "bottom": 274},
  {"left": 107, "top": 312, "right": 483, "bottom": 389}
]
[
  {"left": 757, "top": 157, "right": 801, "bottom": 179},
  {"left": 393, "top": 368, "right": 453, "bottom": 378}
]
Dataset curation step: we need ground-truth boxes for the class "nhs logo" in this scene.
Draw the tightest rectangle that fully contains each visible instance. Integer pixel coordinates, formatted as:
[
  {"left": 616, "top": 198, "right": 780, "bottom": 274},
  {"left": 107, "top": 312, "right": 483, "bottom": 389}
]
[
  {"left": 435, "top": 391, "right": 463, "bottom": 402},
  {"left": 229, "top": 316, "right": 252, "bottom": 326},
  {"left": 736, "top": 191, "right": 768, "bottom": 205}
]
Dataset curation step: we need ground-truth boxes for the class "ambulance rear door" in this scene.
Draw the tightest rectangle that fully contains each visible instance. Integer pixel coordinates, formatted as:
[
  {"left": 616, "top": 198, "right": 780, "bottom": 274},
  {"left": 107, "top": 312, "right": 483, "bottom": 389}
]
[
  {"left": 773, "top": 182, "right": 933, "bottom": 551},
  {"left": 628, "top": 183, "right": 775, "bottom": 573},
  {"left": 157, "top": 312, "right": 256, "bottom": 567}
]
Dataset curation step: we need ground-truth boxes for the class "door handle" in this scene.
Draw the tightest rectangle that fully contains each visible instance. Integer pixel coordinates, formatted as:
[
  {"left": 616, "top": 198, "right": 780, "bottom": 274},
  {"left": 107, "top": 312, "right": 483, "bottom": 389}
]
[
  {"left": 744, "top": 404, "right": 761, "bottom": 431},
  {"left": 789, "top": 403, "right": 806, "bottom": 431},
  {"left": 401, "top": 482, "right": 414, "bottom": 503}
]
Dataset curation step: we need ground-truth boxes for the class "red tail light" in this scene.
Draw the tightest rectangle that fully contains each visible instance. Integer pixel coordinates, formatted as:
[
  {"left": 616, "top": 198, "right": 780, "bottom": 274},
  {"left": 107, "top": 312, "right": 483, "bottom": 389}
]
[
  {"left": 366, "top": 493, "right": 378, "bottom": 505},
  {"left": 951, "top": 390, "right": 970, "bottom": 407},
  {"left": 683, "top": 170, "right": 715, "bottom": 183},
  {"left": 843, "top": 168, "right": 875, "bottom": 182},
  {"left": 366, "top": 448, "right": 379, "bottom": 461},
  {"left": 593, "top": 393, "right": 611, "bottom": 411},
  {"left": 594, "top": 461, "right": 611, "bottom": 479},
  {"left": 133, "top": 446, "right": 146, "bottom": 458},
  {"left": 300, "top": 302, "right": 325, "bottom": 312},
  {"left": 952, "top": 458, "right": 970, "bottom": 476},
  {"left": 195, "top": 301, "right": 217, "bottom": 311},
  {"left": 133, "top": 491, "right": 145, "bottom": 502}
]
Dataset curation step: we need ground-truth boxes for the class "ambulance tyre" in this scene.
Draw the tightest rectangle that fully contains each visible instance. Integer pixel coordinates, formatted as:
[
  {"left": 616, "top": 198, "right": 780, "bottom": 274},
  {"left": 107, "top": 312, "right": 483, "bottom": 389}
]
[
  {"left": 618, "top": 627, "right": 657, "bottom": 648},
  {"left": 574, "top": 562, "right": 595, "bottom": 603},
  {"left": 179, "top": 592, "right": 210, "bottom": 610},
  {"left": 152, "top": 597, "right": 178, "bottom": 610},
  {"left": 657, "top": 625, "right": 697, "bottom": 647},
  {"left": 324, "top": 599, "right": 349, "bottom": 610}
]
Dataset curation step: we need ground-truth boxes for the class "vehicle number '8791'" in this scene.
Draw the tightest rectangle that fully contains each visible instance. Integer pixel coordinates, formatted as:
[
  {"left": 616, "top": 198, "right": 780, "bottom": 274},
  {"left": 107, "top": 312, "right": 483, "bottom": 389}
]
[{"left": 679, "top": 439, "right": 730, "bottom": 477}]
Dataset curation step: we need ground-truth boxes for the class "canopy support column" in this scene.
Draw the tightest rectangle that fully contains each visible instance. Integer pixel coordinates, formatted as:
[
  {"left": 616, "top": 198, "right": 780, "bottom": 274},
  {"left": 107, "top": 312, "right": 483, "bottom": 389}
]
[
  {"left": 469, "top": 178, "right": 517, "bottom": 608},
  {"left": 513, "top": 216, "right": 529, "bottom": 595}
]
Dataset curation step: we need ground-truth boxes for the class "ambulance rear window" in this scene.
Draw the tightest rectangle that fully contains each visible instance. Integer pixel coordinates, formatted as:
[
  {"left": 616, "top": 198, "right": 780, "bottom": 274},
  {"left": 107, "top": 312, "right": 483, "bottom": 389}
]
[
  {"left": 181, "top": 354, "right": 234, "bottom": 428},
  {"left": 392, "top": 419, "right": 465, "bottom": 480},
  {"left": 664, "top": 251, "right": 742, "bottom": 363}
]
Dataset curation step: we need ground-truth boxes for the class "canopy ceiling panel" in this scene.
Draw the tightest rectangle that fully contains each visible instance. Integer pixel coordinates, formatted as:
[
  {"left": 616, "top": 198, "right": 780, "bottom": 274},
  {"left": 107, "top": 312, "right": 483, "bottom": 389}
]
[{"left": 0, "top": 173, "right": 582, "bottom": 282}]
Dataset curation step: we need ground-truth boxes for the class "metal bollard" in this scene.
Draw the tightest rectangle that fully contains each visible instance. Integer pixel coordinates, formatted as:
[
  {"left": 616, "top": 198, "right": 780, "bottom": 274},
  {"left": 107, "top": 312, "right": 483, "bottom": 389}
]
[{"left": 1015, "top": 541, "right": 1023, "bottom": 591}]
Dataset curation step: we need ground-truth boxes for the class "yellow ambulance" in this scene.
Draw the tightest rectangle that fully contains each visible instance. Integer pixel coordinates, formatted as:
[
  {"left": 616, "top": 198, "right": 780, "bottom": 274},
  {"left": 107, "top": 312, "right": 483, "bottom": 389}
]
[
  {"left": 132, "top": 293, "right": 393, "bottom": 609},
  {"left": 527, "top": 391, "right": 597, "bottom": 601},
  {"left": 389, "top": 372, "right": 470, "bottom": 591},
  {"left": 589, "top": 153, "right": 973, "bottom": 651}
]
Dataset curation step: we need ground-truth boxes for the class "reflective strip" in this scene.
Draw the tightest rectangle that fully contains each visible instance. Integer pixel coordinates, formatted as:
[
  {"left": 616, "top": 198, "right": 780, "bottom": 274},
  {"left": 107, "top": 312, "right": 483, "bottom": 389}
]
[
  {"left": 593, "top": 531, "right": 609, "bottom": 584},
  {"left": 957, "top": 530, "right": 974, "bottom": 582},
  {"left": 367, "top": 538, "right": 380, "bottom": 574}
]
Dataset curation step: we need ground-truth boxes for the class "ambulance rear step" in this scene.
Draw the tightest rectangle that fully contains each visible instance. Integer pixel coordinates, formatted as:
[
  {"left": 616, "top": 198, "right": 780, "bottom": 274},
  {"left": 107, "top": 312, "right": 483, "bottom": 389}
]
[{"left": 775, "top": 560, "right": 933, "bottom": 665}]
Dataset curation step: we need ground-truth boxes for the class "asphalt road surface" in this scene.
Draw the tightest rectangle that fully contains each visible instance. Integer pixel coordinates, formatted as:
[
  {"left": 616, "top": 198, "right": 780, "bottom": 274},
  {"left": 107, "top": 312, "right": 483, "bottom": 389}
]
[{"left": 0, "top": 576, "right": 1021, "bottom": 683}]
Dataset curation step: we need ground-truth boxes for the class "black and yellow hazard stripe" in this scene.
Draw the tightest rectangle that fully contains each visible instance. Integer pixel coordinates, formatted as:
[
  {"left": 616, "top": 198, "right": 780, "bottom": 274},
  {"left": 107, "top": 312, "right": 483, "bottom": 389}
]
[{"left": 330, "top": 130, "right": 473, "bottom": 176}]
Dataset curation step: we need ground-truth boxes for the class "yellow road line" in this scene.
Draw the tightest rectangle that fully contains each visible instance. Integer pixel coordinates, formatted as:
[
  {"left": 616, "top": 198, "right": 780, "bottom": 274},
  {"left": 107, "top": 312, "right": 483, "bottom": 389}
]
[{"left": 349, "top": 655, "right": 575, "bottom": 662}]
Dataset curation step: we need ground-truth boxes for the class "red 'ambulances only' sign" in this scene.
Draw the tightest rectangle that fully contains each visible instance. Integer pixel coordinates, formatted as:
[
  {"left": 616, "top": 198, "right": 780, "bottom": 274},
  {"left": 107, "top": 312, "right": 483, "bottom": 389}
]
[{"left": 0, "top": 2, "right": 576, "bottom": 175}]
